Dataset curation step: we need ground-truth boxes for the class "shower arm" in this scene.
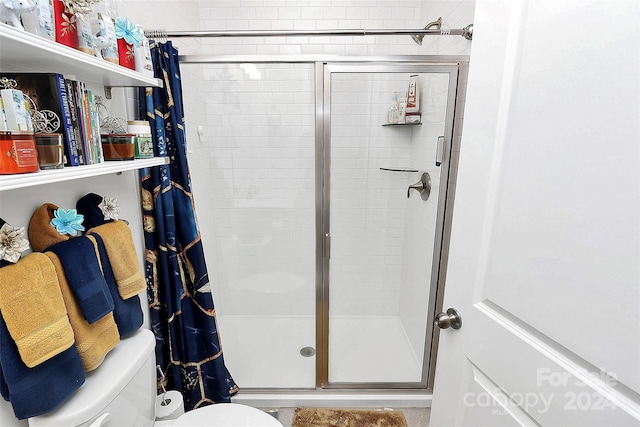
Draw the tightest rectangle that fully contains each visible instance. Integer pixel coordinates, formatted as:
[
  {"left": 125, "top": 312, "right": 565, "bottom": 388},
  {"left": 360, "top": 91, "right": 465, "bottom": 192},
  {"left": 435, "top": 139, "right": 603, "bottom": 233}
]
[{"left": 144, "top": 25, "right": 474, "bottom": 41}]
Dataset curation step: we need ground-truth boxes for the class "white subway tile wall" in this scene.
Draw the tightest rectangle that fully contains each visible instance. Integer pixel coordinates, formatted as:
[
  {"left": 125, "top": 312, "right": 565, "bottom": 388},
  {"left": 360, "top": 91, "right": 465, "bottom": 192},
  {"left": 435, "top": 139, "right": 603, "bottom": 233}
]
[
  {"left": 198, "top": 0, "right": 475, "bottom": 56},
  {"left": 327, "top": 71, "right": 450, "bottom": 380},
  {"left": 202, "top": 63, "right": 317, "bottom": 317}
]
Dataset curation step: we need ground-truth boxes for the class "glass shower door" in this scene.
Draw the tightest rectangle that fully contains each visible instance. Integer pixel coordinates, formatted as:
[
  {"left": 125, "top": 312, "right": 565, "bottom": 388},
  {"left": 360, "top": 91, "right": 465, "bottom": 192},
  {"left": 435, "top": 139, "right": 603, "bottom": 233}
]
[
  {"left": 323, "top": 64, "right": 458, "bottom": 386},
  {"left": 202, "top": 63, "right": 317, "bottom": 388}
]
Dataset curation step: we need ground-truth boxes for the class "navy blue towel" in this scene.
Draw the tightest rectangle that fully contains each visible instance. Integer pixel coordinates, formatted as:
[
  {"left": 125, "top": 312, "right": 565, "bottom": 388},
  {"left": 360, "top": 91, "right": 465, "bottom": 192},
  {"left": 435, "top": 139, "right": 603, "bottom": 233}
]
[
  {"left": 91, "top": 233, "right": 143, "bottom": 337},
  {"left": 76, "top": 193, "right": 114, "bottom": 231},
  {"left": 0, "top": 315, "right": 85, "bottom": 419},
  {"left": 48, "top": 237, "right": 114, "bottom": 324}
]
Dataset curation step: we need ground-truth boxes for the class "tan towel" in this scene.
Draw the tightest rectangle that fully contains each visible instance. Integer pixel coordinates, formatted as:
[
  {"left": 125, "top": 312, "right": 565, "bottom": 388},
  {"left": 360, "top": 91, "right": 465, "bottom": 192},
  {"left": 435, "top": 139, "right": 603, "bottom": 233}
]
[
  {"left": 45, "top": 250, "right": 120, "bottom": 372},
  {"left": 0, "top": 252, "right": 75, "bottom": 368},
  {"left": 28, "top": 203, "right": 69, "bottom": 252},
  {"left": 88, "top": 221, "right": 146, "bottom": 300}
]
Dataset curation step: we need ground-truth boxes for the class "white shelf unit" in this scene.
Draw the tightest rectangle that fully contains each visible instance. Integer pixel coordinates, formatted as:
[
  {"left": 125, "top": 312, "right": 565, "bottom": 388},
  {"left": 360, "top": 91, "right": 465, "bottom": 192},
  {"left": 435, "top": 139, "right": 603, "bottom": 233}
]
[
  {"left": 0, "top": 157, "right": 169, "bottom": 192},
  {"left": 0, "top": 23, "right": 168, "bottom": 193},
  {"left": 0, "top": 23, "right": 162, "bottom": 89}
]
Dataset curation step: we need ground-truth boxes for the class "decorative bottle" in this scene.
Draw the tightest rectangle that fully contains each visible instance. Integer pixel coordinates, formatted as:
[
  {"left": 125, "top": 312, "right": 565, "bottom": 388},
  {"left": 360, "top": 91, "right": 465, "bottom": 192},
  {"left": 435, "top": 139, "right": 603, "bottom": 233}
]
[
  {"left": 134, "top": 25, "right": 154, "bottom": 77},
  {"left": 406, "top": 75, "right": 420, "bottom": 113},
  {"left": 388, "top": 93, "right": 399, "bottom": 124}
]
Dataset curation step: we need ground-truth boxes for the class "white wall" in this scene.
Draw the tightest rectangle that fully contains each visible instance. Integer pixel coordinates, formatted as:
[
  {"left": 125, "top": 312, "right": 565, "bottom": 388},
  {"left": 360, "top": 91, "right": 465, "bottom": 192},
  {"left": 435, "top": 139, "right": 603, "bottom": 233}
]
[{"left": 197, "top": 0, "right": 474, "bottom": 56}]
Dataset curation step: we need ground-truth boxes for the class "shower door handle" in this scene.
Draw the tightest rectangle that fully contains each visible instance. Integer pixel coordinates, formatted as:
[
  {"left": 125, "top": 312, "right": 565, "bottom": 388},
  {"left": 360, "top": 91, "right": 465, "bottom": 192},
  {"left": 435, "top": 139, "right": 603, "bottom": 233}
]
[
  {"left": 407, "top": 172, "right": 431, "bottom": 201},
  {"left": 324, "top": 233, "right": 331, "bottom": 260},
  {"left": 436, "top": 136, "right": 445, "bottom": 166}
]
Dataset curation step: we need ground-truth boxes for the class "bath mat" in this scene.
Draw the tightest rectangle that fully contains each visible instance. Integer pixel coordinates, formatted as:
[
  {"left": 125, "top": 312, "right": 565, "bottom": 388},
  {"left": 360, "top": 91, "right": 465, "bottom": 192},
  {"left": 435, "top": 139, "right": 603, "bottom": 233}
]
[{"left": 292, "top": 407, "right": 407, "bottom": 427}]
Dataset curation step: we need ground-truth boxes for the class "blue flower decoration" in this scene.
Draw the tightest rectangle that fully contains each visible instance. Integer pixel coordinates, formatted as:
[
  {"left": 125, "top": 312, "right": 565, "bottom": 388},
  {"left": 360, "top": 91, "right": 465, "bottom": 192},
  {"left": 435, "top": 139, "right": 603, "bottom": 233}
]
[
  {"left": 50, "top": 209, "right": 85, "bottom": 236},
  {"left": 114, "top": 17, "right": 143, "bottom": 47}
]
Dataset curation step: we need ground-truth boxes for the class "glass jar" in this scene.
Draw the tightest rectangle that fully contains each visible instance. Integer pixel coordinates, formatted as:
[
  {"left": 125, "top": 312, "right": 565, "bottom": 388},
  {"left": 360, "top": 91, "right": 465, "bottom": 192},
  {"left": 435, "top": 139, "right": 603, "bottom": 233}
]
[
  {"left": 101, "top": 133, "right": 135, "bottom": 160},
  {"left": 127, "top": 120, "right": 153, "bottom": 159},
  {"left": 35, "top": 133, "right": 64, "bottom": 169}
]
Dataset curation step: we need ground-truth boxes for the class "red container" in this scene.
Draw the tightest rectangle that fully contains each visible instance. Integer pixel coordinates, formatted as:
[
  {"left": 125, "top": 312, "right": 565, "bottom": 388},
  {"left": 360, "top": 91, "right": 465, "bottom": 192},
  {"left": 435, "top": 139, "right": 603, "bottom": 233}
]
[
  {"left": 0, "top": 132, "right": 40, "bottom": 174},
  {"left": 53, "top": 0, "right": 78, "bottom": 49},
  {"left": 117, "top": 38, "right": 135, "bottom": 70}
]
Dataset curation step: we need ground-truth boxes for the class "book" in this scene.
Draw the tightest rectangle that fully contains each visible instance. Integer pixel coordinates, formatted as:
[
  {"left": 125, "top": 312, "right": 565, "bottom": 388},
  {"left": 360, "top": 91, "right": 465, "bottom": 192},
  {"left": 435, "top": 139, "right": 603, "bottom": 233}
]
[
  {"left": 54, "top": 74, "right": 80, "bottom": 166},
  {"left": 80, "top": 83, "right": 99, "bottom": 164},
  {"left": 70, "top": 79, "right": 91, "bottom": 164},
  {"left": 87, "top": 90, "right": 103, "bottom": 163},
  {"left": 0, "top": 73, "right": 79, "bottom": 165},
  {"left": 64, "top": 78, "right": 86, "bottom": 165}
]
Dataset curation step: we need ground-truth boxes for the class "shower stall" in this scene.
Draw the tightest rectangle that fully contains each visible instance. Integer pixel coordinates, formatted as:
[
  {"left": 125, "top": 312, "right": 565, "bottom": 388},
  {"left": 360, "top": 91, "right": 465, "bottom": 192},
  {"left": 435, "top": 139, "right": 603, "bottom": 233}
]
[{"left": 184, "top": 56, "right": 468, "bottom": 404}]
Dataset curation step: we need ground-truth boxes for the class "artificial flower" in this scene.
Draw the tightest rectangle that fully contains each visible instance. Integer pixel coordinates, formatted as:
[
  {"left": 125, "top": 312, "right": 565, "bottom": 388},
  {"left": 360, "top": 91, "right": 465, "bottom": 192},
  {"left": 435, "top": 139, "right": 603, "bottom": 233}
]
[
  {"left": 114, "top": 17, "right": 143, "bottom": 47},
  {"left": 61, "top": 0, "right": 98, "bottom": 20},
  {"left": 98, "top": 196, "right": 121, "bottom": 221},
  {"left": 0, "top": 223, "right": 29, "bottom": 264},
  {"left": 50, "top": 208, "right": 85, "bottom": 236},
  {"left": 59, "top": 12, "right": 76, "bottom": 37}
]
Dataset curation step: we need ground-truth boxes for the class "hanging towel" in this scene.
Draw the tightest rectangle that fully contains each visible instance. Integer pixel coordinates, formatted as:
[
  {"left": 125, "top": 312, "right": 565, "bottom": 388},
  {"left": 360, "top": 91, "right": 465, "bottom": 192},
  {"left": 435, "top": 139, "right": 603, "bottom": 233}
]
[
  {"left": 28, "top": 203, "right": 70, "bottom": 252},
  {"left": 0, "top": 315, "right": 85, "bottom": 420},
  {"left": 88, "top": 221, "right": 146, "bottom": 300},
  {"left": 47, "top": 237, "right": 115, "bottom": 324},
  {"left": 44, "top": 252, "right": 120, "bottom": 372},
  {"left": 0, "top": 252, "right": 75, "bottom": 368},
  {"left": 89, "top": 233, "right": 143, "bottom": 338},
  {"left": 76, "top": 192, "right": 118, "bottom": 230}
]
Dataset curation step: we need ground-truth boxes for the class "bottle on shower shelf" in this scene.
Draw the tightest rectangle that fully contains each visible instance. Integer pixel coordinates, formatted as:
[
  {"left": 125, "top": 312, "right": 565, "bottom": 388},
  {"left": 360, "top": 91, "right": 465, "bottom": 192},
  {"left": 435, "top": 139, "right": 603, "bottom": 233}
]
[
  {"left": 388, "top": 93, "right": 399, "bottom": 124},
  {"left": 398, "top": 97, "right": 407, "bottom": 124},
  {"left": 406, "top": 75, "right": 420, "bottom": 114}
]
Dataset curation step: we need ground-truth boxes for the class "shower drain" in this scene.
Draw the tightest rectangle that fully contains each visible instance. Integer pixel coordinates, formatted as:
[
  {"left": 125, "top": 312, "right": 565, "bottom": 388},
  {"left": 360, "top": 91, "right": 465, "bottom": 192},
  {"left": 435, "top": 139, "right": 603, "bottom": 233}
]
[{"left": 300, "top": 346, "right": 316, "bottom": 357}]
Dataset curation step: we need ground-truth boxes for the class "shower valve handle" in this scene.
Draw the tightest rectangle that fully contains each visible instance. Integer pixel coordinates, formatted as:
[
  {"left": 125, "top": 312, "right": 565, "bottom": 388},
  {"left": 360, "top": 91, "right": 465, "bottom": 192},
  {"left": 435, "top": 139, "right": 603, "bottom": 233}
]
[{"left": 407, "top": 172, "right": 431, "bottom": 201}]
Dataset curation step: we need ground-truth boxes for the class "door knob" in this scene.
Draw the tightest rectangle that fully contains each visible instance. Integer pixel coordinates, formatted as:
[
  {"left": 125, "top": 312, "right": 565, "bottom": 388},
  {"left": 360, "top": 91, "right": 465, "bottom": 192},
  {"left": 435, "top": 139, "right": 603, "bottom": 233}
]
[
  {"left": 407, "top": 172, "right": 431, "bottom": 200},
  {"left": 435, "top": 308, "right": 462, "bottom": 330}
]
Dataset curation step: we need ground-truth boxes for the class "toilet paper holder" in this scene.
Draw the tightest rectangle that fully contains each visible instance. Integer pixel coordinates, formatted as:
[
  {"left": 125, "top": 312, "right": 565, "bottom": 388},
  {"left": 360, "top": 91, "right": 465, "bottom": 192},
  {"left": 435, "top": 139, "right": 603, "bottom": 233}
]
[
  {"left": 157, "top": 365, "right": 171, "bottom": 406},
  {"left": 155, "top": 365, "right": 185, "bottom": 421}
]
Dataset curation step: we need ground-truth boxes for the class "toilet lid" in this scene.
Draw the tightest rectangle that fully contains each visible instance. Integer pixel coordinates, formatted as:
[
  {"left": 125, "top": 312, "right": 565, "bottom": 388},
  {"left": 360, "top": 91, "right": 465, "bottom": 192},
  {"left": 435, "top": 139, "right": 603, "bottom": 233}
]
[{"left": 172, "top": 403, "right": 283, "bottom": 427}]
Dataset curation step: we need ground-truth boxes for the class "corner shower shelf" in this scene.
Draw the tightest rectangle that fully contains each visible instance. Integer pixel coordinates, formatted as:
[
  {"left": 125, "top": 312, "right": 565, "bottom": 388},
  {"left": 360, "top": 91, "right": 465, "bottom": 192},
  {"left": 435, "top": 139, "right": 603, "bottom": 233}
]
[
  {"left": 381, "top": 122, "right": 422, "bottom": 127},
  {"left": 0, "top": 157, "right": 169, "bottom": 192},
  {"left": 0, "top": 23, "right": 162, "bottom": 89}
]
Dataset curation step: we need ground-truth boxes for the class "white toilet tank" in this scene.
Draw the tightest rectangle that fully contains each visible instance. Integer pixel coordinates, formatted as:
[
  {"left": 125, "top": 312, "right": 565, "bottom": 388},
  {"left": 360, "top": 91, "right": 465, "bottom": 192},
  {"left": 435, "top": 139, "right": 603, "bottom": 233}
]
[{"left": 29, "top": 329, "right": 157, "bottom": 427}]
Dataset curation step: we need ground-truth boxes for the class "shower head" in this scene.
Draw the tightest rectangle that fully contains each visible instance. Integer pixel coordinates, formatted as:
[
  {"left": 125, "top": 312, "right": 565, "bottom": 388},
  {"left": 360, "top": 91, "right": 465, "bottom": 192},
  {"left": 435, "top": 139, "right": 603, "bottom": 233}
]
[{"left": 411, "top": 17, "right": 442, "bottom": 46}]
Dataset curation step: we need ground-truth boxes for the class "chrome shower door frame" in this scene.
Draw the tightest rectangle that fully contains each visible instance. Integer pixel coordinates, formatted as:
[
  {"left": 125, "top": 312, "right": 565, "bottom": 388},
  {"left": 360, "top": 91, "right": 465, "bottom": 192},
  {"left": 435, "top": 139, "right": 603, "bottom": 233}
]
[
  {"left": 316, "top": 59, "right": 467, "bottom": 390},
  {"left": 178, "top": 54, "right": 468, "bottom": 393}
]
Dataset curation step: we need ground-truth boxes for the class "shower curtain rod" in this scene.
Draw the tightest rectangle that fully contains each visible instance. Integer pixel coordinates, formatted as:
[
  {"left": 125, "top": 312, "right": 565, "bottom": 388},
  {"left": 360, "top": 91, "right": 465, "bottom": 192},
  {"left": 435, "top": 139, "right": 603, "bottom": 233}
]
[{"left": 144, "top": 25, "right": 474, "bottom": 40}]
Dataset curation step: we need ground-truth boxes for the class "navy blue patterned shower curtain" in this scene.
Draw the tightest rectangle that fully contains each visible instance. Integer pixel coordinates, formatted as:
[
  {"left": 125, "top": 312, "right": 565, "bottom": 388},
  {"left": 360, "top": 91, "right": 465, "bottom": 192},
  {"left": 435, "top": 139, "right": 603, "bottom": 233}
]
[{"left": 138, "top": 41, "right": 238, "bottom": 410}]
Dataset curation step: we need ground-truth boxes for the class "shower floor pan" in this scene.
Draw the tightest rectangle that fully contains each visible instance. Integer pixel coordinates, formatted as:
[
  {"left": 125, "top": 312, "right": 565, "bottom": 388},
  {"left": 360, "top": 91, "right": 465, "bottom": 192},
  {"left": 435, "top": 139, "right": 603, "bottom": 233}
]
[{"left": 216, "top": 315, "right": 423, "bottom": 388}]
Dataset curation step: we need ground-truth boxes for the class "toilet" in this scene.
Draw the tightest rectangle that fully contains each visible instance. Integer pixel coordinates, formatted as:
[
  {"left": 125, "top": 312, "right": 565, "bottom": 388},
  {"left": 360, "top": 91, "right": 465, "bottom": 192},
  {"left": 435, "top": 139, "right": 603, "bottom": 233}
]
[{"left": 28, "top": 329, "right": 282, "bottom": 427}]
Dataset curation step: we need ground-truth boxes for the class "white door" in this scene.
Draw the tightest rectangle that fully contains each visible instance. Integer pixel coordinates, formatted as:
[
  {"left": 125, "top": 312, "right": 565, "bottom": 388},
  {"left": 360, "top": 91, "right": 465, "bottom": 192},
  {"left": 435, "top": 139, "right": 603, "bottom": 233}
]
[{"left": 430, "top": 1, "right": 640, "bottom": 426}]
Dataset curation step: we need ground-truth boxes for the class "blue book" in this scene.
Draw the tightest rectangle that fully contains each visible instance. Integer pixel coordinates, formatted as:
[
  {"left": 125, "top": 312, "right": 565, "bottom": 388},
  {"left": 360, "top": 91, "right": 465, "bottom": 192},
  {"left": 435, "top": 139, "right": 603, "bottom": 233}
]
[
  {"left": 54, "top": 73, "right": 80, "bottom": 166},
  {"left": 64, "top": 78, "right": 86, "bottom": 165}
]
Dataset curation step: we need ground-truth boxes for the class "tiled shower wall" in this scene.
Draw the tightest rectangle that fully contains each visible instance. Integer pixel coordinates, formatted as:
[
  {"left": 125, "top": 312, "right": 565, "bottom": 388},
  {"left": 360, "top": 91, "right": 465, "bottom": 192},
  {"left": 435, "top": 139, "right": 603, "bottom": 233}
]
[
  {"left": 191, "top": 0, "right": 474, "bottom": 328},
  {"left": 199, "top": 63, "right": 317, "bottom": 317},
  {"left": 197, "top": 0, "right": 474, "bottom": 56}
]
